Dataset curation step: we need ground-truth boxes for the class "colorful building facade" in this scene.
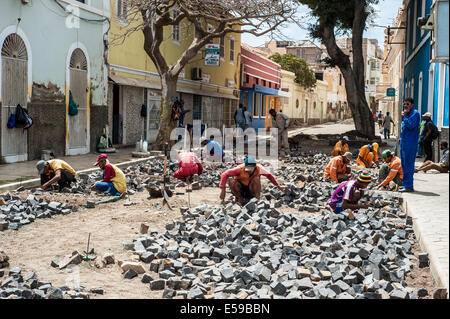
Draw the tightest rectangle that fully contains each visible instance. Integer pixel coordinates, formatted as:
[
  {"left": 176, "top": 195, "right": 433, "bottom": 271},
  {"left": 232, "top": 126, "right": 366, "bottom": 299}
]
[
  {"left": 0, "top": 0, "right": 109, "bottom": 163},
  {"left": 239, "top": 44, "right": 283, "bottom": 129},
  {"left": 108, "top": 0, "right": 241, "bottom": 145}
]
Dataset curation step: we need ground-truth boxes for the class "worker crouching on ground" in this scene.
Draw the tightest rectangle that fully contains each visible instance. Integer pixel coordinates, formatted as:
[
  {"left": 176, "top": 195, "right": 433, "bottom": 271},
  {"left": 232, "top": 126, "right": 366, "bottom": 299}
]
[
  {"left": 331, "top": 136, "right": 350, "bottom": 156},
  {"left": 91, "top": 154, "right": 127, "bottom": 196},
  {"left": 219, "top": 155, "right": 285, "bottom": 205},
  {"left": 323, "top": 152, "right": 353, "bottom": 183},
  {"left": 36, "top": 159, "right": 77, "bottom": 191},
  {"left": 356, "top": 142, "right": 379, "bottom": 168},
  {"left": 328, "top": 171, "right": 372, "bottom": 215},
  {"left": 375, "top": 150, "right": 403, "bottom": 190},
  {"left": 173, "top": 151, "right": 203, "bottom": 182},
  {"left": 200, "top": 137, "right": 225, "bottom": 162}
]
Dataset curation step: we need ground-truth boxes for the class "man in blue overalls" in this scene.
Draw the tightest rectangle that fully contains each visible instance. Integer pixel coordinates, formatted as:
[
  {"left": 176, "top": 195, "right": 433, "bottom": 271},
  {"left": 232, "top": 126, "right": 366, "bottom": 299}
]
[{"left": 399, "top": 97, "right": 421, "bottom": 193}]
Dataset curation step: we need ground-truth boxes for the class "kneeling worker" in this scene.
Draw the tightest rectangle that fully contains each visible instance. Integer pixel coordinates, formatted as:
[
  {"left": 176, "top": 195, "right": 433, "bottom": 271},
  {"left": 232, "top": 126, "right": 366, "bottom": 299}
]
[
  {"left": 328, "top": 172, "right": 372, "bottom": 214},
  {"left": 91, "top": 154, "right": 127, "bottom": 196},
  {"left": 36, "top": 159, "right": 77, "bottom": 191},
  {"left": 331, "top": 136, "right": 350, "bottom": 156},
  {"left": 323, "top": 152, "right": 353, "bottom": 183},
  {"left": 173, "top": 151, "right": 203, "bottom": 182},
  {"left": 375, "top": 150, "right": 403, "bottom": 190},
  {"left": 219, "top": 155, "right": 285, "bottom": 205},
  {"left": 356, "top": 142, "right": 379, "bottom": 168}
]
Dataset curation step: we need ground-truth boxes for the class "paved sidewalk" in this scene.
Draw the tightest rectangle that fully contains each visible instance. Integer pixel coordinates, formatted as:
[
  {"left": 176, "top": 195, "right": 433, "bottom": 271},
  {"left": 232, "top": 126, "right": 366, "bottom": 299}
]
[
  {"left": 402, "top": 170, "right": 449, "bottom": 292},
  {"left": 0, "top": 147, "right": 143, "bottom": 184}
]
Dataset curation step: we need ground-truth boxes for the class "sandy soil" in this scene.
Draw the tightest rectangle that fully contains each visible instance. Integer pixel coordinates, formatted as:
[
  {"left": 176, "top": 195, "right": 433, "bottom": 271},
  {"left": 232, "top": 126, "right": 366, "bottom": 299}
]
[{"left": 0, "top": 160, "right": 437, "bottom": 299}]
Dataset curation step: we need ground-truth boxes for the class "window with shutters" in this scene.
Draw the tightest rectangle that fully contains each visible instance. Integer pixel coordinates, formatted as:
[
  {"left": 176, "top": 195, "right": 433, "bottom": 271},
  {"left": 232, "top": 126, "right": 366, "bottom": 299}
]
[
  {"left": 172, "top": 8, "right": 180, "bottom": 43},
  {"left": 117, "top": 0, "right": 128, "bottom": 23},
  {"left": 229, "top": 38, "right": 235, "bottom": 63},
  {"left": 220, "top": 36, "right": 225, "bottom": 59}
]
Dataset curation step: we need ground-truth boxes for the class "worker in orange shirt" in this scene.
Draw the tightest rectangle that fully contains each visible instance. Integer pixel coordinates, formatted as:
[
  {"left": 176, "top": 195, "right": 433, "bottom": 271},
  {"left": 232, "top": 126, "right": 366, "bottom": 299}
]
[
  {"left": 331, "top": 136, "right": 350, "bottom": 156},
  {"left": 375, "top": 150, "right": 403, "bottom": 190},
  {"left": 323, "top": 152, "right": 353, "bottom": 183},
  {"left": 356, "top": 142, "right": 379, "bottom": 168}
]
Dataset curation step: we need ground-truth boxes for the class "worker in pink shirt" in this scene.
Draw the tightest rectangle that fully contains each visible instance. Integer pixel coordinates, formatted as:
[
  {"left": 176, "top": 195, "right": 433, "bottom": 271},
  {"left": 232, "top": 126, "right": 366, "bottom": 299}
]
[
  {"left": 173, "top": 151, "right": 203, "bottom": 182},
  {"left": 219, "top": 155, "right": 285, "bottom": 205}
]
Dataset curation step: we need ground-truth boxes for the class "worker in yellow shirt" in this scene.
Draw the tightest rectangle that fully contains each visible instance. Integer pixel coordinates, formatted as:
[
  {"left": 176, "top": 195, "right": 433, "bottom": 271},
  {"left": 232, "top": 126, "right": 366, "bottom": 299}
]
[
  {"left": 375, "top": 150, "right": 403, "bottom": 190},
  {"left": 36, "top": 159, "right": 77, "bottom": 191},
  {"left": 356, "top": 142, "right": 379, "bottom": 168},
  {"left": 331, "top": 136, "right": 350, "bottom": 156},
  {"left": 91, "top": 154, "right": 127, "bottom": 196},
  {"left": 323, "top": 152, "right": 353, "bottom": 183}
]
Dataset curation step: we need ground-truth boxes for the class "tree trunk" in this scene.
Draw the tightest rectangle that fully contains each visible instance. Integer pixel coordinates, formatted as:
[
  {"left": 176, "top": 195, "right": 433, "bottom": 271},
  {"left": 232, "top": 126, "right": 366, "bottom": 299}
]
[{"left": 152, "top": 74, "right": 178, "bottom": 150}]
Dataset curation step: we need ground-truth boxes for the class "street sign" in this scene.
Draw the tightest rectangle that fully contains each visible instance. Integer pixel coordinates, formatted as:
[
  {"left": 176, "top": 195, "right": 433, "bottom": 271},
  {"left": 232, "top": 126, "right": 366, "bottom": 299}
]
[
  {"left": 205, "top": 44, "right": 220, "bottom": 66},
  {"left": 386, "top": 88, "right": 396, "bottom": 97}
]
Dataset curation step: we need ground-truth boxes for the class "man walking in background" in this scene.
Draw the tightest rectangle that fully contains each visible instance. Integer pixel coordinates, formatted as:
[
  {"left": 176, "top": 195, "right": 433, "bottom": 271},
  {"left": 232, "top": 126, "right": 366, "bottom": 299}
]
[
  {"left": 382, "top": 112, "right": 395, "bottom": 139},
  {"left": 235, "top": 104, "right": 246, "bottom": 131},
  {"left": 269, "top": 108, "right": 290, "bottom": 158},
  {"left": 399, "top": 98, "right": 421, "bottom": 193}
]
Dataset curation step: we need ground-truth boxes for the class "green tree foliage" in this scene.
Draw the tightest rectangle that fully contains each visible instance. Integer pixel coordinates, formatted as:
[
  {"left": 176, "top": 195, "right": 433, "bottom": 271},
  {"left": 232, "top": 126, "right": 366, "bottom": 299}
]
[{"left": 269, "top": 53, "right": 317, "bottom": 89}]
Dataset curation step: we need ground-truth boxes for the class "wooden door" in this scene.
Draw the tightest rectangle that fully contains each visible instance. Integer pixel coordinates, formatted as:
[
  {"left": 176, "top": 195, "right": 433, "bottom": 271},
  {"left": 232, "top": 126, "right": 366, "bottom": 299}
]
[
  {"left": 68, "top": 48, "right": 89, "bottom": 155},
  {"left": 1, "top": 34, "right": 28, "bottom": 163}
]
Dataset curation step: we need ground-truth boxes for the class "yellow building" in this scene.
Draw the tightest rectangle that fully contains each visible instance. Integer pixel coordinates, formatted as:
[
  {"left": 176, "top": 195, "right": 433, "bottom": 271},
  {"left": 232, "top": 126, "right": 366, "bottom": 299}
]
[
  {"left": 107, "top": 0, "right": 241, "bottom": 145},
  {"left": 279, "top": 70, "right": 328, "bottom": 126}
]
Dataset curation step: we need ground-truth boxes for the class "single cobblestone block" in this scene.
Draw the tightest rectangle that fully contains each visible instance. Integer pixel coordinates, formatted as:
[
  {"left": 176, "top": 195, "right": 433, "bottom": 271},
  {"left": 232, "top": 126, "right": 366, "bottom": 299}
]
[{"left": 150, "top": 279, "right": 166, "bottom": 291}]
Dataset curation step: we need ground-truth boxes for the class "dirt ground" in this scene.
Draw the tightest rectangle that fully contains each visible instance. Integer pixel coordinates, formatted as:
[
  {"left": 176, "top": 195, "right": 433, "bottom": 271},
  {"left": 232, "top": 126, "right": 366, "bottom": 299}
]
[{"left": 0, "top": 158, "right": 437, "bottom": 299}]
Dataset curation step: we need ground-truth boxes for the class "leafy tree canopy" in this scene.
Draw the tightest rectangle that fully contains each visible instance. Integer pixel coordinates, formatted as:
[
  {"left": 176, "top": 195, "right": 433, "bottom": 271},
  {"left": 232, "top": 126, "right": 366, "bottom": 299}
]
[{"left": 269, "top": 53, "right": 317, "bottom": 89}]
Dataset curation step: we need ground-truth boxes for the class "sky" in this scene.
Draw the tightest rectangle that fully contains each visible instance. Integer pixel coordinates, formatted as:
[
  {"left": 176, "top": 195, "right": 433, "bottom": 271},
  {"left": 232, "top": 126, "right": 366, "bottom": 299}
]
[{"left": 241, "top": 0, "right": 404, "bottom": 48}]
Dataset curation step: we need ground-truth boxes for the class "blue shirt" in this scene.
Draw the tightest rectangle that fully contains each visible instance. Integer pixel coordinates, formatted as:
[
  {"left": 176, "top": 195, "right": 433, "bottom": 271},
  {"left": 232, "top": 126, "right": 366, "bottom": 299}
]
[
  {"left": 206, "top": 140, "right": 224, "bottom": 156},
  {"left": 401, "top": 108, "right": 421, "bottom": 143}
]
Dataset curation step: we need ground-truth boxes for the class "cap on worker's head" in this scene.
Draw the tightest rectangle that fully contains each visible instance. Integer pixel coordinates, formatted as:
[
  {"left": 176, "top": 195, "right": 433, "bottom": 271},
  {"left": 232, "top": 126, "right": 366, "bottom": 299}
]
[
  {"left": 372, "top": 142, "right": 379, "bottom": 152},
  {"left": 244, "top": 155, "right": 257, "bottom": 167},
  {"left": 423, "top": 112, "right": 432, "bottom": 118},
  {"left": 357, "top": 171, "right": 372, "bottom": 183},
  {"left": 94, "top": 153, "right": 108, "bottom": 166},
  {"left": 343, "top": 152, "right": 353, "bottom": 162},
  {"left": 36, "top": 160, "right": 47, "bottom": 175},
  {"left": 342, "top": 136, "right": 349, "bottom": 141},
  {"left": 382, "top": 150, "right": 393, "bottom": 158}
]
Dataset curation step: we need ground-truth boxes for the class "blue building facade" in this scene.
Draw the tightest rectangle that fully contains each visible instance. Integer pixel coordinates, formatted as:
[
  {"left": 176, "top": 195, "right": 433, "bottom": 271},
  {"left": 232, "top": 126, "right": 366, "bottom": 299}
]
[{"left": 403, "top": 0, "right": 449, "bottom": 159}]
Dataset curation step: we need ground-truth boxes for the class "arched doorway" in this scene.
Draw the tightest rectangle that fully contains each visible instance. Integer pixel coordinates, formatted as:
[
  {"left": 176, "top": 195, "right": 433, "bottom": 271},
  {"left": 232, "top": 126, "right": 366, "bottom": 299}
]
[
  {"left": 1, "top": 33, "right": 28, "bottom": 163},
  {"left": 67, "top": 47, "right": 89, "bottom": 155}
]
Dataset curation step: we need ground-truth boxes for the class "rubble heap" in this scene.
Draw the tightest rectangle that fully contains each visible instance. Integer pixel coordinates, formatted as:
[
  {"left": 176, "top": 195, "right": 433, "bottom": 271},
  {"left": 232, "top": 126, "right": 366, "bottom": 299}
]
[
  {"left": 124, "top": 193, "right": 421, "bottom": 299},
  {"left": 0, "top": 266, "right": 96, "bottom": 299},
  {"left": 0, "top": 194, "right": 76, "bottom": 232}
]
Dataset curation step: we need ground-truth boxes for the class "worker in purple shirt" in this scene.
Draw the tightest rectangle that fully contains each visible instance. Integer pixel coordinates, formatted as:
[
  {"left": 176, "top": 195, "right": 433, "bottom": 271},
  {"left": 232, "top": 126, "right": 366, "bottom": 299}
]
[{"left": 328, "top": 171, "right": 372, "bottom": 215}]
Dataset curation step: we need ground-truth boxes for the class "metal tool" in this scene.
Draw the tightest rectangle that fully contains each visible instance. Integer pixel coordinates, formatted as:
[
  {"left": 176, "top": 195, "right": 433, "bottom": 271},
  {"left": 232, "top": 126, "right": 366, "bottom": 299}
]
[{"left": 162, "top": 143, "right": 173, "bottom": 210}]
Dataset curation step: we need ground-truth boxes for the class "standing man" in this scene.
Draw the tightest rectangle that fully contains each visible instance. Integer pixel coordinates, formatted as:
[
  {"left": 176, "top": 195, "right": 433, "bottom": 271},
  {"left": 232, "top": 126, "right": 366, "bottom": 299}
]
[
  {"left": 91, "top": 154, "right": 127, "bottom": 196},
  {"left": 244, "top": 107, "right": 252, "bottom": 129},
  {"left": 378, "top": 111, "right": 383, "bottom": 128},
  {"left": 323, "top": 152, "right": 353, "bottom": 183},
  {"left": 36, "top": 159, "right": 77, "bottom": 191},
  {"left": 417, "top": 115, "right": 427, "bottom": 157},
  {"left": 234, "top": 104, "right": 246, "bottom": 131},
  {"left": 382, "top": 112, "right": 395, "bottom": 139},
  {"left": 331, "top": 136, "right": 350, "bottom": 156},
  {"left": 356, "top": 143, "right": 379, "bottom": 168},
  {"left": 399, "top": 97, "right": 421, "bottom": 192},
  {"left": 219, "top": 155, "right": 285, "bottom": 205},
  {"left": 419, "top": 112, "right": 435, "bottom": 162},
  {"left": 269, "top": 109, "right": 290, "bottom": 157},
  {"left": 375, "top": 150, "right": 403, "bottom": 190},
  {"left": 172, "top": 151, "right": 203, "bottom": 182}
]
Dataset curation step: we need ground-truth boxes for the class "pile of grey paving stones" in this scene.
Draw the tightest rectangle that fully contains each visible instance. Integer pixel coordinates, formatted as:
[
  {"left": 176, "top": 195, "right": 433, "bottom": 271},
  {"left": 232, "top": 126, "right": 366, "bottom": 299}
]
[
  {"left": 124, "top": 190, "right": 426, "bottom": 299},
  {"left": 0, "top": 193, "right": 76, "bottom": 232}
]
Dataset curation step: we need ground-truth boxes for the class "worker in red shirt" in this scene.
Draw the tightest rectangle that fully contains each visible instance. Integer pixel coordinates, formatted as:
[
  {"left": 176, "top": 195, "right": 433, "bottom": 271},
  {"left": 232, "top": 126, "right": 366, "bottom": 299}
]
[
  {"left": 91, "top": 154, "right": 127, "bottom": 196},
  {"left": 172, "top": 151, "right": 203, "bottom": 182},
  {"left": 219, "top": 155, "right": 285, "bottom": 205},
  {"left": 375, "top": 150, "right": 403, "bottom": 190}
]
